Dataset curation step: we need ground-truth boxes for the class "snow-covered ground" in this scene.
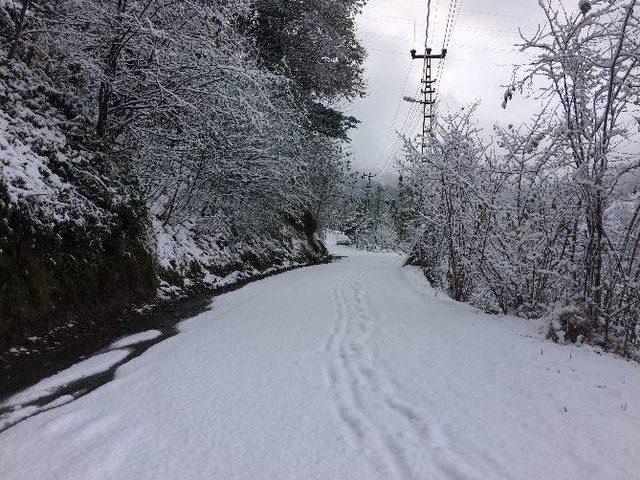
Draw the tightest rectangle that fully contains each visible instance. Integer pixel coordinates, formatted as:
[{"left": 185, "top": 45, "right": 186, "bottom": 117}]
[{"left": 1, "top": 241, "right": 639, "bottom": 480}]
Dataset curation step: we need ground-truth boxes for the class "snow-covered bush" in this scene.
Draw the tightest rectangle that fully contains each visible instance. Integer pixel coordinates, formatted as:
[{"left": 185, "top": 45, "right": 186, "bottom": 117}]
[{"left": 399, "top": 0, "right": 640, "bottom": 358}]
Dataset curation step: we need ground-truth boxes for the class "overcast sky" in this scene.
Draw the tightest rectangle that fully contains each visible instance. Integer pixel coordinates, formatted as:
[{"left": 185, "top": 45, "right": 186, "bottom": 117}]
[{"left": 348, "top": 0, "right": 549, "bottom": 177}]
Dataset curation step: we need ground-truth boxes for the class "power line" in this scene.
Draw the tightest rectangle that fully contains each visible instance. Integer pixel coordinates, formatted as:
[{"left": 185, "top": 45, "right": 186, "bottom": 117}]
[
  {"left": 435, "top": 0, "right": 464, "bottom": 105},
  {"left": 378, "top": 86, "right": 422, "bottom": 175},
  {"left": 371, "top": 0, "right": 534, "bottom": 175},
  {"left": 441, "top": 0, "right": 458, "bottom": 50},
  {"left": 372, "top": 60, "right": 415, "bottom": 174},
  {"left": 376, "top": 0, "right": 470, "bottom": 173},
  {"left": 379, "top": 0, "right": 445, "bottom": 174},
  {"left": 379, "top": 97, "right": 421, "bottom": 172}
]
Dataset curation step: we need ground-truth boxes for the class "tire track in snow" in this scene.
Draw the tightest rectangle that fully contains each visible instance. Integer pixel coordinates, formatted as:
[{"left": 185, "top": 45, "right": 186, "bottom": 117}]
[
  {"left": 347, "top": 278, "right": 417, "bottom": 479},
  {"left": 326, "top": 274, "right": 402, "bottom": 478},
  {"left": 325, "top": 273, "right": 423, "bottom": 479},
  {"left": 326, "top": 268, "right": 482, "bottom": 480}
]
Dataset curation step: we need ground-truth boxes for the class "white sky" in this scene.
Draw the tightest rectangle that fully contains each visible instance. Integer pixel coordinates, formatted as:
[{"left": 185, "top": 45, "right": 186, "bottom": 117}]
[{"left": 348, "top": 0, "right": 548, "bottom": 177}]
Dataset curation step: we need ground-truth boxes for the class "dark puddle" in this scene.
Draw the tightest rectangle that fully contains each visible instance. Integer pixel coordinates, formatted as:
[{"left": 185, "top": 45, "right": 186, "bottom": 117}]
[
  {"left": 0, "top": 294, "right": 217, "bottom": 401},
  {"left": 0, "top": 310, "right": 202, "bottom": 433},
  {"left": 0, "top": 258, "right": 338, "bottom": 433}
]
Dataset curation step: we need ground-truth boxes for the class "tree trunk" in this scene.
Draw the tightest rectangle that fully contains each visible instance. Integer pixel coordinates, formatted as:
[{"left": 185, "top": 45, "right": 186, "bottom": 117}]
[
  {"left": 96, "top": 0, "right": 128, "bottom": 138},
  {"left": 8, "top": 0, "right": 31, "bottom": 60},
  {"left": 96, "top": 42, "right": 121, "bottom": 138}
]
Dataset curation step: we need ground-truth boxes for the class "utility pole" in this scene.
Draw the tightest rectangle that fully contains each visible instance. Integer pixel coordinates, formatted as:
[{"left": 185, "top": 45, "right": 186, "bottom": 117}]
[
  {"left": 359, "top": 172, "right": 376, "bottom": 209},
  {"left": 409, "top": 47, "right": 446, "bottom": 153},
  {"left": 360, "top": 172, "right": 376, "bottom": 186}
]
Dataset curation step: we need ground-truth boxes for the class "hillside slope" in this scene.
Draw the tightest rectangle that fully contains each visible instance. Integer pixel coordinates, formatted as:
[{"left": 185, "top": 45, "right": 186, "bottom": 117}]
[{"left": 0, "top": 52, "right": 327, "bottom": 350}]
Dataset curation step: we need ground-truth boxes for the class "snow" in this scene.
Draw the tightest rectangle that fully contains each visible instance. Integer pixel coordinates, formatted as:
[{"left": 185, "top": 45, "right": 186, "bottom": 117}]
[
  {"left": 152, "top": 216, "right": 322, "bottom": 298},
  {"left": 1, "top": 241, "right": 639, "bottom": 479},
  {"left": 108, "top": 330, "right": 162, "bottom": 349},
  {"left": 0, "top": 396, "right": 76, "bottom": 432},
  {"left": 0, "top": 58, "right": 115, "bottom": 228},
  {"left": 2, "top": 350, "right": 129, "bottom": 408}
]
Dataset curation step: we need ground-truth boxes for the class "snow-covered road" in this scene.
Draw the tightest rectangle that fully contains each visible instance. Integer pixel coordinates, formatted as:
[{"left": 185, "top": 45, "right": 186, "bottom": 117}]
[{"left": 2, "top": 245, "right": 640, "bottom": 480}]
